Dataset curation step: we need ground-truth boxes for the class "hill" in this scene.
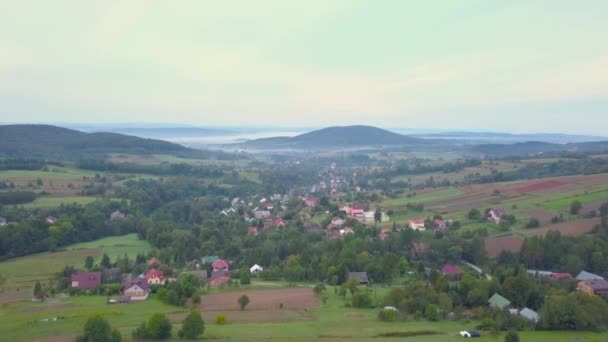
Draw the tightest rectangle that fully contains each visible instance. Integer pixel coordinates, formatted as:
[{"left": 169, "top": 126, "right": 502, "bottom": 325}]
[
  {"left": 0, "top": 124, "right": 188, "bottom": 159},
  {"left": 241, "top": 125, "right": 431, "bottom": 150}
]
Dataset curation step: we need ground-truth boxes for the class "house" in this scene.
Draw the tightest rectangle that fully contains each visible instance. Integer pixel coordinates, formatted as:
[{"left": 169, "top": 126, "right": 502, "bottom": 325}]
[
  {"left": 220, "top": 208, "right": 237, "bottom": 216},
  {"left": 550, "top": 272, "right": 573, "bottom": 280},
  {"left": 331, "top": 217, "right": 345, "bottom": 226},
  {"left": 578, "top": 278, "right": 608, "bottom": 296},
  {"left": 576, "top": 271, "right": 605, "bottom": 281},
  {"left": 253, "top": 209, "right": 271, "bottom": 219},
  {"left": 250, "top": 264, "right": 264, "bottom": 276},
  {"left": 71, "top": 272, "right": 102, "bottom": 289},
  {"left": 0, "top": 216, "right": 7, "bottom": 226},
  {"left": 110, "top": 210, "right": 126, "bottom": 220},
  {"left": 305, "top": 223, "right": 322, "bottom": 233},
  {"left": 434, "top": 219, "right": 447, "bottom": 232},
  {"left": 339, "top": 204, "right": 352, "bottom": 215},
  {"left": 202, "top": 256, "right": 220, "bottom": 264},
  {"left": 519, "top": 308, "right": 540, "bottom": 323},
  {"left": 274, "top": 217, "right": 286, "bottom": 227},
  {"left": 212, "top": 259, "right": 229, "bottom": 271},
  {"left": 364, "top": 211, "right": 375, "bottom": 224},
  {"left": 411, "top": 243, "right": 429, "bottom": 257},
  {"left": 488, "top": 208, "right": 505, "bottom": 223},
  {"left": 326, "top": 223, "right": 339, "bottom": 231},
  {"left": 527, "top": 270, "right": 554, "bottom": 278},
  {"left": 348, "top": 272, "right": 369, "bottom": 285},
  {"left": 408, "top": 218, "right": 425, "bottom": 231},
  {"left": 147, "top": 257, "right": 162, "bottom": 267},
  {"left": 184, "top": 270, "right": 208, "bottom": 283},
  {"left": 340, "top": 227, "right": 354, "bottom": 236},
  {"left": 145, "top": 269, "right": 164, "bottom": 285},
  {"left": 488, "top": 293, "right": 511, "bottom": 310},
  {"left": 442, "top": 264, "right": 462, "bottom": 279},
  {"left": 45, "top": 216, "right": 58, "bottom": 224},
  {"left": 350, "top": 204, "right": 364, "bottom": 217},
  {"left": 303, "top": 196, "right": 317, "bottom": 207},
  {"left": 248, "top": 226, "right": 259, "bottom": 235},
  {"left": 209, "top": 270, "right": 231, "bottom": 288},
  {"left": 378, "top": 230, "right": 390, "bottom": 241},
  {"left": 122, "top": 276, "right": 150, "bottom": 301}
]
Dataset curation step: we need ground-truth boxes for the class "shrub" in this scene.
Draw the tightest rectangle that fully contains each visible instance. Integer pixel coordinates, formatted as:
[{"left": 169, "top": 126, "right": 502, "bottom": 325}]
[
  {"left": 178, "top": 311, "right": 205, "bottom": 339},
  {"left": 78, "top": 315, "right": 122, "bottom": 342},
  {"left": 424, "top": 304, "right": 439, "bottom": 321},
  {"left": 378, "top": 309, "right": 396, "bottom": 322},
  {"left": 238, "top": 294, "right": 250, "bottom": 310},
  {"left": 504, "top": 330, "right": 519, "bottom": 342},
  {"left": 352, "top": 291, "right": 372, "bottom": 308},
  {"left": 215, "top": 314, "right": 227, "bottom": 325}
]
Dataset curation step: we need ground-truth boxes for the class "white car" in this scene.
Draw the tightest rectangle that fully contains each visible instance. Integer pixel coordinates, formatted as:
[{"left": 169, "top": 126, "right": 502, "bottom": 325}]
[{"left": 460, "top": 331, "right": 481, "bottom": 338}]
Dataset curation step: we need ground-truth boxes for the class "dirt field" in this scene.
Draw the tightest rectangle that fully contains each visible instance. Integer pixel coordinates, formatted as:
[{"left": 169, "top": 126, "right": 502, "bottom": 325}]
[
  {"left": 513, "top": 180, "right": 564, "bottom": 193},
  {"left": 522, "top": 208, "right": 557, "bottom": 224},
  {"left": 29, "top": 336, "right": 77, "bottom": 342},
  {"left": 522, "top": 217, "right": 601, "bottom": 236},
  {"left": 484, "top": 235, "right": 524, "bottom": 258},
  {"left": 196, "top": 288, "right": 318, "bottom": 323}
]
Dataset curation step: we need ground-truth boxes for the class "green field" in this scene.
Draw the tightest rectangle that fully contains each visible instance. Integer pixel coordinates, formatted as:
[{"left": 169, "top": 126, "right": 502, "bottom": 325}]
[
  {"left": 0, "top": 168, "right": 94, "bottom": 180},
  {"left": 21, "top": 196, "right": 102, "bottom": 208},
  {"left": 0, "top": 286, "right": 604, "bottom": 342},
  {"left": 382, "top": 188, "right": 465, "bottom": 208},
  {"left": 0, "top": 234, "right": 151, "bottom": 295}
]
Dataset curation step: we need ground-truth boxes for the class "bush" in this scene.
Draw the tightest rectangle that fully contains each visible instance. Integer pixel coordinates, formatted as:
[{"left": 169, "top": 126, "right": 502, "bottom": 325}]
[
  {"left": 570, "top": 200, "right": 582, "bottom": 215},
  {"left": 525, "top": 218, "right": 540, "bottom": 229},
  {"left": 504, "top": 330, "right": 519, "bottom": 342},
  {"left": 215, "top": 314, "right": 227, "bottom": 325},
  {"left": 378, "top": 309, "right": 396, "bottom": 322},
  {"left": 132, "top": 313, "right": 172, "bottom": 340},
  {"left": 352, "top": 291, "right": 372, "bottom": 308},
  {"left": 78, "top": 315, "right": 122, "bottom": 342},
  {"left": 238, "top": 294, "right": 250, "bottom": 310},
  {"left": 424, "top": 304, "right": 439, "bottom": 321},
  {"left": 178, "top": 311, "right": 205, "bottom": 339}
]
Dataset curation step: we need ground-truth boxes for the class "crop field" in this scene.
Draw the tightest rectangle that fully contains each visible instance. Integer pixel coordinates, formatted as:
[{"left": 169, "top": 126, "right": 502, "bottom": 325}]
[{"left": 0, "top": 234, "right": 150, "bottom": 303}]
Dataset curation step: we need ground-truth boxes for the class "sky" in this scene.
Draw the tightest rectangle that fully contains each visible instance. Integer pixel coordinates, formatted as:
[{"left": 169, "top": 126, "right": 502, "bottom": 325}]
[{"left": 1, "top": 1, "right": 607, "bottom": 135}]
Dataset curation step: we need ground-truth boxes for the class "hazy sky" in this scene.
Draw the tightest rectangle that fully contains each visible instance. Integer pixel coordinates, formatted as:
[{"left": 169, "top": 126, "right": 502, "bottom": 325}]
[{"left": 1, "top": 1, "right": 607, "bottom": 134}]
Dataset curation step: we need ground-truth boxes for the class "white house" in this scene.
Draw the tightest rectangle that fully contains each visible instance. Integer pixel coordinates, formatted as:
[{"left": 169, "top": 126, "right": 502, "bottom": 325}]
[
  {"left": 123, "top": 284, "right": 149, "bottom": 301},
  {"left": 250, "top": 264, "right": 264, "bottom": 276},
  {"left": 408, "top": 218, "right": 425, "bottom": 231}
]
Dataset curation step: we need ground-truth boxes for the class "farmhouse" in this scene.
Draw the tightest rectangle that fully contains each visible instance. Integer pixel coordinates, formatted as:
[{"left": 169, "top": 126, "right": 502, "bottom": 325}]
[
  {"left": 0, "top": 216, "right": 7, "bottom": 226},
  {"left": 350, "top": 204, "right": 364, "bottom": 217},
  {"left": 519, "top": 308, "right": 540, "bottom": 323},
  {"left": 331, "top": 216, "right": 345, "bottom": 226},
  {"left": 110, "top": 210, "right": 126, "bottom": 220},
  {"left": 145, "top": 268, "right": 164, "bottom": 285},
  {"left": 408, "top": 218, "right": 425, "bottom": 231},
  {"left": 248, "top": 226, "right": 259, "bottom": 235},
  {"left": 550, "top": 272, "right": 573, "bottom": 280},
  {"left": 442, "top": 264, "right": 462, "bottom": 279},
  {"left": 378, "top": 230, "right": 390, "bottom": 241},
  {"left": 250, "top": 264, "right": 264, "bottom": 276},
  {"left": 488, "top": 208, "right": 505, "bottom": 223},
  {"left": 274, "top": 217, "right": 285, "bottom": 227},
  {"left": 147, "top": 257, "right": 162, "bottom": 267},
  {"left": 434, "top": 219, "right": 447, "bottom": 232},
  {"left": 348, "top": 272, "right": 369, "bottom": 285},
  {"left": 45, "top": 216, "right": 58, "bottom": 224},
  {"left": 340, "top": 227, "right": 354, "bottom": 236},
  {"left": 488, "top": 293, "right": 511, "bottom": 310},
  {"left": 71, "top": 272, "right": 101, "bottom": 289},
  {"left": 303, "top": 196, "right": 317, "bottom": 207},
  {"left": 578, "top": 278, "right": 608, "bottom": 296},
  {"left": 576, "top": 271, "right": 605, "bottom": 281},
  {"left": 202, "top": 255, "right": 219, "bottom": 264},
  {"left": 339, "top": 204, "right": 352, "bottom": 215},
  {"left": 122, "top": 276, "right": 150, "bottom": 301},
  {"left": 212, "top": 258, "right": 229, "bottom": 271},
  {"left": 209, "top": 270, "right": 231, "bottom": 288}
]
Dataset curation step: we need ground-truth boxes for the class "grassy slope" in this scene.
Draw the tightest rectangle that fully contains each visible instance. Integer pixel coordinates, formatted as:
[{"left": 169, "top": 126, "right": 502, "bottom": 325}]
[{"left": 0, "top": 234, "right": 151, "bottom": 293}]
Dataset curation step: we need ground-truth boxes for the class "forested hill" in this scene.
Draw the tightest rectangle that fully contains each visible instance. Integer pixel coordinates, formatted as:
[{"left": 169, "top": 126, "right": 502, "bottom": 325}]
[
  {"left": 241, "top": 125, "right": 432, "bottom": 149},
  {"left": 0, "top": 124, "right": 188, "bottom": 159}
]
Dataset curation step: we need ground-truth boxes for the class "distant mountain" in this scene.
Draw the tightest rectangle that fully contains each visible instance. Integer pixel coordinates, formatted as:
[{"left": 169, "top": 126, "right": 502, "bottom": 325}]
[
  {"left": 411, "top": 131, "right": 606, "bottom": 144},
  {"left": 240, "top": 125, "right": 430, "bottom": 150},
  {"left": 474, "top": 141, "right": 608, "bottom": 157},
  {"left": 0, "top": 124, "right": 188, "bottom": 159},
  {"left": 98, "top": 127, "right": 236, "bottom": 139}
]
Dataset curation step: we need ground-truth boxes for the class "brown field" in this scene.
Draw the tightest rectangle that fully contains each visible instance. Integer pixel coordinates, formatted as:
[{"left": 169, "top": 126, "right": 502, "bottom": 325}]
[
  {"left": 513, "top": 180, "right": 564, "bottom": 193},
  {"left": 522, "top": 208, "right": 556, "bottom": 224},
  {"left": 196, "top": 288, "right": 318, "bottom": 323},
  {"left": 484, "top": 235, "right": 524, "bottom": 258},
  {"left": 522, "top": 217, "right": 601, "bottom": 236}
]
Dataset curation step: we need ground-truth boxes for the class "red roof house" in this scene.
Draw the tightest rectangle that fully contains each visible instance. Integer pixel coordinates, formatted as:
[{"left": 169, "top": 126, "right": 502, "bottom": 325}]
[
  {"left": 212, "top": 259, "right": 229, "bottom": 271},
  {"left": 71, "top": 272, "right": 102, "bottom": 289},
  {"left": 145, "top": 268, "right": 164, "bottom": 285},
  {"left": 274, "top": 217, "right": 285, "bottom": 227},
  {"left": 248, "top": 226, "right": 259, "bottom": 235},
  {"left": 550, "top": 272, "right": 573, "bottom": 280},
  {"left": 209, "top": 270, "right": 231, "bottom": 288},
  {"left": 442, "top": 264, "right": 462, "bottom": 277}
]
